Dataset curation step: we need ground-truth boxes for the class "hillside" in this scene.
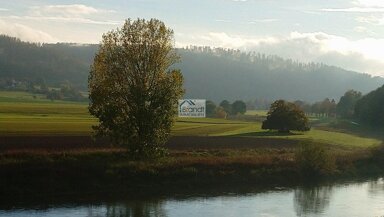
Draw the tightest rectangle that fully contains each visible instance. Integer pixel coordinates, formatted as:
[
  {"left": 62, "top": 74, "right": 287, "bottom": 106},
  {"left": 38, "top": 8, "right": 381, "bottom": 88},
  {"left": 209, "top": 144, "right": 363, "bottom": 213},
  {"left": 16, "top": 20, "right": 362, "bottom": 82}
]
[
  {"left": 0, "top": 35, "right": 383, "bottom": 102},
  {"left": 178, "top": 47, "right": 384, "bottom": 102},
  {"left": 0, "top": 36, "right": 97, "bottom": 89}
]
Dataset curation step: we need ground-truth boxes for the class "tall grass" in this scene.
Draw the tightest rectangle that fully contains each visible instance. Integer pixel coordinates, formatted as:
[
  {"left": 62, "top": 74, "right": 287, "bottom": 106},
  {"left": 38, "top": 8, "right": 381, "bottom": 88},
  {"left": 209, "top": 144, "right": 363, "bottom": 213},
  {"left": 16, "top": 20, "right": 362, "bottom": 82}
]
[{"left": 295, "top": 142, "right": 336, "bottom": 177}]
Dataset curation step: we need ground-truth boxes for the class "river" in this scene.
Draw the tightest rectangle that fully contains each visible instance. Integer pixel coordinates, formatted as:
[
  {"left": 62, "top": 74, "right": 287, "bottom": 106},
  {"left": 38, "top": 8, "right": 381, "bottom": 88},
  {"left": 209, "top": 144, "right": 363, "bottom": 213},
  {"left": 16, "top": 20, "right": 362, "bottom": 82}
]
[{"left": 1, "top": 178, "right": 384, "bottom": 217}]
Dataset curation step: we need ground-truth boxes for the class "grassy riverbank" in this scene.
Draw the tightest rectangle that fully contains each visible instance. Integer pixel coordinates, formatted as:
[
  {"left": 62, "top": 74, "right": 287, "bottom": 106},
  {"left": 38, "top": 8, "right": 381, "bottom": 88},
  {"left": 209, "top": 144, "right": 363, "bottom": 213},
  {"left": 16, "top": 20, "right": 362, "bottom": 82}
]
[{"left": 1, "top": 141, "right": 383, "bottom": 198}]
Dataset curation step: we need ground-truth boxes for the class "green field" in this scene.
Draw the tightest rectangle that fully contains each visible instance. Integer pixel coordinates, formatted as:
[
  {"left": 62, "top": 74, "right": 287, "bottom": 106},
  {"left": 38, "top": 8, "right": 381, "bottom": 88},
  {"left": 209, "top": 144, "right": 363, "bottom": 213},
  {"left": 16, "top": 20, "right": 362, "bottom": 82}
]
[
  {"left": 0, "top": 91, "right": 381, "bottom": 148},
  {"left": 0, "top": 91, "right": 93, "bottom": 135},
  {"left": 245, "top": 110, "right": 268, "bottom": 116}
]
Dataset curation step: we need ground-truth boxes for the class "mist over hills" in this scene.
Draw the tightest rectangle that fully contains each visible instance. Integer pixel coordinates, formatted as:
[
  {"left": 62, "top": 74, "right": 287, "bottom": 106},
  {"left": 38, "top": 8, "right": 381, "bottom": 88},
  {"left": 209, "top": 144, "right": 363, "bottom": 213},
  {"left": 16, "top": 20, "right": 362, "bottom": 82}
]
[
  {"left": 0, "top": 35, "right": 382, "bottom": 103},
  {"left": 178, "top": 47, "right": 384, "bottom": 102}
]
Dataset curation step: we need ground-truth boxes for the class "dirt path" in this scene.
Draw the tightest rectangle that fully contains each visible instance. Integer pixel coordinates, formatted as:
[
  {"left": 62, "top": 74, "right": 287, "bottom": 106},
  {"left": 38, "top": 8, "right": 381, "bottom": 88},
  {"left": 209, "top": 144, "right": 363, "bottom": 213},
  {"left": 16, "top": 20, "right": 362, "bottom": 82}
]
[{"left": 0, "top": 135, "right": 299, "bottom": 152}]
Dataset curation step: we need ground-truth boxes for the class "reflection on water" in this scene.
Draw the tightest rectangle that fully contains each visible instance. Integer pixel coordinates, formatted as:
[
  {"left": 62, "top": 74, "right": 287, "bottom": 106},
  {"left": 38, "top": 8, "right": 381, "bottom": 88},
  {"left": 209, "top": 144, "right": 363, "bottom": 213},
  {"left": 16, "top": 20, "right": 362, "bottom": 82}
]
[
  {"left": 1, "top": 178, "right": 384, "bottom": 217},
  {"left": 368, "top": 177, "right": 384, "bottom": 196},
  {"left": 294, "top": 185, "right": 333, "bottom": 216},
  {"left": 105, "top": 201, "right": 166, "bottom": 217}
]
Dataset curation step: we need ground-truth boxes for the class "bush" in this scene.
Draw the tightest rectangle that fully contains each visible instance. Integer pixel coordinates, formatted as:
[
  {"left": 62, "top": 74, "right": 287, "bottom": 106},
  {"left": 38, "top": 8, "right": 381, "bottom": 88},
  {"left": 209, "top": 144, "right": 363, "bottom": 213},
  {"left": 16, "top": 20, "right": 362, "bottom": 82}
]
[
  {"left": 295, "top": 142, "right": 336, "bottom": 177},
  {"left": 262, "top": 100, "right": 310, "bottom": 133},
  {"left": 371, "top": 144, "right": 384, "bottom": 164},
  {"left": 215, "top": 106, "right": 227, "bottom": 119}
]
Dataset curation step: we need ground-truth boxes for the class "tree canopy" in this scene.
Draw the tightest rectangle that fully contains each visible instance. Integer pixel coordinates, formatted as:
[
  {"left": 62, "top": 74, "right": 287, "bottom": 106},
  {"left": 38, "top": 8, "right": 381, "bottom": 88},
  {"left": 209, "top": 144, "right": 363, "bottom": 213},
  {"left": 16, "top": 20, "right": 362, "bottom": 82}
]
[
  {"left": 206, "top": 100, "right": 217, "bottom": 117},
  {"left": 336, "top": 90, "right": 362, "bottom": 118},
  {"left": 232, "top": 100, "right": 247, "bottom": 115},
  {"left": 219, "top": 100, "right": 232, "bottom": 115},
  {"left": 355, "top": 85, "right": 384, "bottom": 126},
  {"left": 262, "top": 100, "right": 310, "bottom": 133},
  {"left": 88, "top": 18, "right": 184, "bottom": 158}
]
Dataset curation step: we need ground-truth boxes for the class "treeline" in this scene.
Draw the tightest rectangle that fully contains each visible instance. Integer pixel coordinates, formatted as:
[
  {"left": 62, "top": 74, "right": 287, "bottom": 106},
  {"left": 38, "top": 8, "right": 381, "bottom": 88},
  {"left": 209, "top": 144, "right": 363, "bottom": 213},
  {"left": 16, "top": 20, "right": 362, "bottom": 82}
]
[
  {"left": 288, "top": 86, "right": 384, "bottom": 127},
  {"left": 27, "top": 79, "right": 87, "bottom": 102},
  {"left": 215, "top": 85, "right": 384, "bottom": 128},
  {"left": 290, "top": 99, "right": 336, "bottom": 117},
  {"left": 308, "top": 86, "right": 384, "bottom": 127},
  {"left": 0, "top": 35, "right": 383, "bottom": 103},
  {"left": 177, "top": 46, "right": 384, "bottom": 102},
  {"left": 208, "top": 97, "right": 338, "bottom": 122},
  {"left": 206, "top": 100, "right": 247, "bottom": 118}
]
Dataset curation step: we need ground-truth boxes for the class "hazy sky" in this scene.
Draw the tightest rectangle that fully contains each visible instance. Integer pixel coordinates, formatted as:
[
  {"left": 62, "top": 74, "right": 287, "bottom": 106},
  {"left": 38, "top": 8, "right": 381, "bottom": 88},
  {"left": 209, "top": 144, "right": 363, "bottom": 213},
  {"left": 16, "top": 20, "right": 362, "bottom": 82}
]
[{"left": 1, "top": 0, "right": 384, "bottom": 76}]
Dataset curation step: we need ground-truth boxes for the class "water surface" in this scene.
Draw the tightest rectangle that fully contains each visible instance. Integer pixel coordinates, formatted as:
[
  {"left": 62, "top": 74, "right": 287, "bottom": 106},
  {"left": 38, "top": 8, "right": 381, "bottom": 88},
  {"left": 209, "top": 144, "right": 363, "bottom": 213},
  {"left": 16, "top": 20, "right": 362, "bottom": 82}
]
[{"left": 1, "top": 178, "right": 384, "bottom": 217}]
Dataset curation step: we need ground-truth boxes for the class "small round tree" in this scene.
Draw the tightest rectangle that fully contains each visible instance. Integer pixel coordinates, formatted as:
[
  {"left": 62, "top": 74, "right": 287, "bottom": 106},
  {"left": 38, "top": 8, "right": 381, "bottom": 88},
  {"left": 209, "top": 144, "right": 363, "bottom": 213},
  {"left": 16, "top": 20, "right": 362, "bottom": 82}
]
[
  {"left": 232, "top": 100, "right": 246, "bottom": 115},
  {"left": 219, "top": 100, "right": 232, "bottom": 115},
  {"left": 89, "top": 18, "right": 184, "bottom": 158},
  {"left": 206, "top": 100, "right": 217, "bottom": 117},
  {"left": 262, "top": 100, "right": 310, "bottom": 133}
]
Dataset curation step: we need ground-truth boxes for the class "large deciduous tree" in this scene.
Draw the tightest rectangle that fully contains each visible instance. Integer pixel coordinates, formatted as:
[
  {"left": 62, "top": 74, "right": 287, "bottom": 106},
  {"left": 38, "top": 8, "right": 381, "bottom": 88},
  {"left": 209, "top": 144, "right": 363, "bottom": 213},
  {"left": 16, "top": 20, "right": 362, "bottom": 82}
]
[
  {"left": 88, "top": 18, "right": 184, "bottom": 158},
  {"left": 262, "top": 100, "right": 310, "bottom": 133}
]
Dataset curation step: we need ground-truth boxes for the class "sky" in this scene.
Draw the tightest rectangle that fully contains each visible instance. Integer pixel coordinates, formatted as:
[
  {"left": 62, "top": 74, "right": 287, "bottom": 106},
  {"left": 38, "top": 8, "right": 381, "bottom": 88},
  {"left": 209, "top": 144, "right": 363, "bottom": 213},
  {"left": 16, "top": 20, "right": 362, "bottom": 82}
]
[{"left": 0, "top": 0, "right": 384, "bottom": 76}]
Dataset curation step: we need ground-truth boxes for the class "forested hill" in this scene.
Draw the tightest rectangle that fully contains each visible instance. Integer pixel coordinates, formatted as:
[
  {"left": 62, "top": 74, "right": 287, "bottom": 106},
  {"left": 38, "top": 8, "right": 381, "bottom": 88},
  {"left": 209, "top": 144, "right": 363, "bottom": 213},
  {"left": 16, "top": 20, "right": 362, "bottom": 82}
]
[
  {"left": 178, "top": 47, "right": 384, "bottom": 102},
  {"left": 0, "top": 35, "right": 383, "bottom": 102},
  {"left": 0, "top": 36, "right": 98, "bottom": 89}
]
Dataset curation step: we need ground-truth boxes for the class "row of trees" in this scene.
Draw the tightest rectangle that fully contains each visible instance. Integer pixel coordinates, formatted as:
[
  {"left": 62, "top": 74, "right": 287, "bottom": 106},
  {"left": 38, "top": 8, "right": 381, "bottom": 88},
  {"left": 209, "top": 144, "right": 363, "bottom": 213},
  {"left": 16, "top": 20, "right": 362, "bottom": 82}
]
[
  {"left": 293, "top": 87, "right": 384, "bottom": 127},
  {"left": 239, "top": 86, "right": 383, "bottom": 132},
  {"left": 256, "top": 89, "right": 371, "bottom": 133},
  {"left": 1, "top": 77, "right": 86, "bottom": 102},
  {"left": 292, "top": 93, "right": 362, "bottom": 119},
  {"left": 293, "top": 99, "right": 337, "bottom": 117},
  {"left": 206, "top": 100, "right": 247, "bottom": 118},
  {"left": 224, "top": 94, "right": 362, "bottom": 120},
  {"left": 45, "top": 83, "right": 86, "bottom": 101}
]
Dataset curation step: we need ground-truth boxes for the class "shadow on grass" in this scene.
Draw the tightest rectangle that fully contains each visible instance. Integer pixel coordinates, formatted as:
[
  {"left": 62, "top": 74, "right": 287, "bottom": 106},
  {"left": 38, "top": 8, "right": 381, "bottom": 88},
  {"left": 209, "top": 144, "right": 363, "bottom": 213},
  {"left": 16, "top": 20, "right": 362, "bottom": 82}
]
[
  {"left": 176, "top": 120, "right": 245, "bottom": 125},
  {"left": 229, "top": 131, "right": 304, "bottom": 137},
  {"left": 326, "top": 119, "right": 384, "bottom": 140}
]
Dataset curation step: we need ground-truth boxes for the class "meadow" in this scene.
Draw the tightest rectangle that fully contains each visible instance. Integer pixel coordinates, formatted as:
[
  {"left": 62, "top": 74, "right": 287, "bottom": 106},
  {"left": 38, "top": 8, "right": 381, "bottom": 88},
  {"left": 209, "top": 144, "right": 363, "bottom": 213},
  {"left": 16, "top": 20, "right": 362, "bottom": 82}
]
[
  {"left": 0, "top": 91, "right": 381, "bottom": 148},
  {"left": 0, "top": 91, "right": 90, "bottom": 131}
]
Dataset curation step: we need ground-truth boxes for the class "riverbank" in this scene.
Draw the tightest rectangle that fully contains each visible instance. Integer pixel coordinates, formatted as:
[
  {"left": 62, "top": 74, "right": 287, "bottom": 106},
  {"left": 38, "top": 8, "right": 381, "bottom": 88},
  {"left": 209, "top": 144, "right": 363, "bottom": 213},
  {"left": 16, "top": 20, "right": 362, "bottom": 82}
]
[{"left": 1, "top": 136, "right": 383, "bottom": 201}]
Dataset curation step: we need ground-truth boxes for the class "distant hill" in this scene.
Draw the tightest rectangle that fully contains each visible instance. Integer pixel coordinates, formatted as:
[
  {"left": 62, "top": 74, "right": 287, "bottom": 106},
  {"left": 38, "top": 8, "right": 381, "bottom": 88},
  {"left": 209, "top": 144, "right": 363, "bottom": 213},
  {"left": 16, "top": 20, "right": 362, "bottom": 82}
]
[
  {"left": 0, "top": 35, "right": 383, "bottom": 102},
  {"left": 0, "top": 35, "right": 97, "bottom": 89}
]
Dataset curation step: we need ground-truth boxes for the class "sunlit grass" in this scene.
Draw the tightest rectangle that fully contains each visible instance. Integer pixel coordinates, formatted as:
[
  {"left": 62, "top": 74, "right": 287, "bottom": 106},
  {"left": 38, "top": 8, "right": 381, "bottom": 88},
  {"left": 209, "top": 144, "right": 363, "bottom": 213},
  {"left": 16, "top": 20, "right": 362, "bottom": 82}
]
[
  {"left": 0, "top": 113, "right": 94, "bottom": 135},
  {"left": 245, "top": 110, "right": 268, "bottom": 116},
  {"left": 0, "top": 93, "right": 94, "bottom": 135},
  {"left": 210, "top": 122, "right": 381, "bottom": 148}
]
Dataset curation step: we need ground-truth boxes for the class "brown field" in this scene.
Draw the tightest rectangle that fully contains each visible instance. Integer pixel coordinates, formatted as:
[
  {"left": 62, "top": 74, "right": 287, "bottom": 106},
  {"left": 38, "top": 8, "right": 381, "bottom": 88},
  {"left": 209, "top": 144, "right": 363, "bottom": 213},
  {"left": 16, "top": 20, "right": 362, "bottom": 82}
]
[{"left": 0, "top": 135, "right": 299, "bottom": 153}]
